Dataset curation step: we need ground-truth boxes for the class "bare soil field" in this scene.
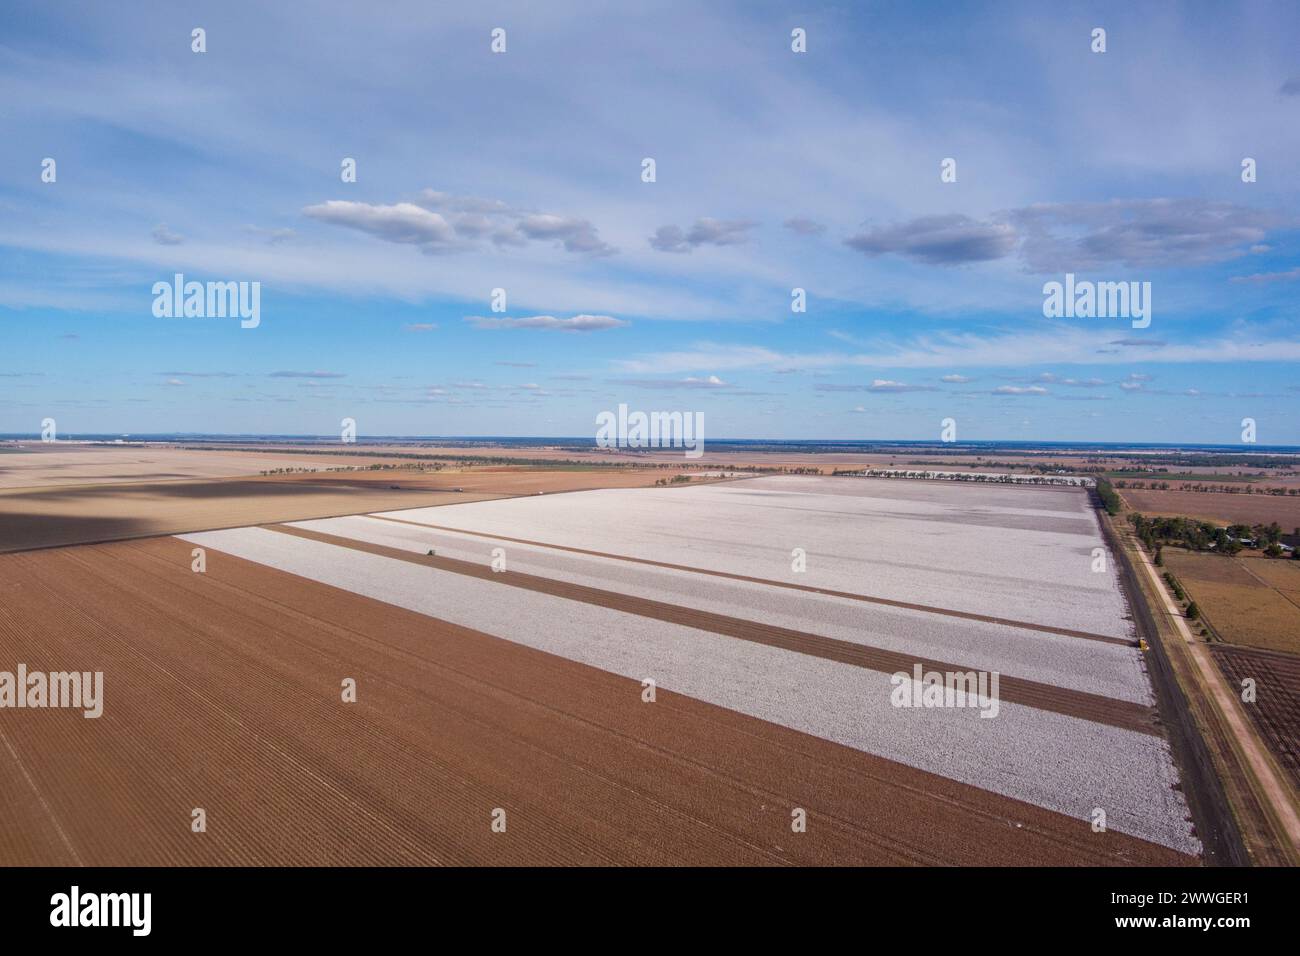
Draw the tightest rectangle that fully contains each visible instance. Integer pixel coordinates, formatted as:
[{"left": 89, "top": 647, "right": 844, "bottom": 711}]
[
  {"left": 0, "top": 443, "right": 409, "bottom": 489},
  {"left": 1162, "top": 549, "right": 1300, "bottom": 654},
  {"left": 11, "top": 441, "right": 1292, "bottom": 492},
  {"left": 0, "top": 536, "right": 1190, "bottom": 866},
  {"left": 1241, "top": 553, "right": 1300, "bottom": 602},
  {"left": 1210, "top": 644, "right": 1300, "bottom": 794},
  {"left": 0, "top": 468, "right": 687, "bottom": 553},
  {"left": 1119, "top": 487, "right": 1300, "bottom": 528}
]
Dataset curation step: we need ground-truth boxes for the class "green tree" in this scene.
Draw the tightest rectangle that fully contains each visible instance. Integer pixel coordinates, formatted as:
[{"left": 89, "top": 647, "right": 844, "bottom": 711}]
[{"left": 1095, "top": 479, "right": 1121, "bottom": 516}]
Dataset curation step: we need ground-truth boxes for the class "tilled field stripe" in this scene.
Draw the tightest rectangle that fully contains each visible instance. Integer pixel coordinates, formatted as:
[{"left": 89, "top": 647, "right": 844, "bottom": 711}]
[
  {"left": 0, "top": 725, "right": 85, "bottom": 865},
  {"left": 363, "top": 514, "right": 1129, "bottom": 646},
  {"left": 268, "top": 524, "right": 1159, "bottom": 736}
]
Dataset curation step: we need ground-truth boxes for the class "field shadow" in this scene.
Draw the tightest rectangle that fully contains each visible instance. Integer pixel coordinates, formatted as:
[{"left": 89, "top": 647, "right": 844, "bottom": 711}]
[{"left": 0, "top": 512, "right": 161, "bottom": 553}]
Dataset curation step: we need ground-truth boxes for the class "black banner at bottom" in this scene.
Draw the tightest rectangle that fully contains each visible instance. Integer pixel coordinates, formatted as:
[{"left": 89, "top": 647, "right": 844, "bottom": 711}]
[{"left": 0, "top": 864, "right": 1278, "bottom": 942}]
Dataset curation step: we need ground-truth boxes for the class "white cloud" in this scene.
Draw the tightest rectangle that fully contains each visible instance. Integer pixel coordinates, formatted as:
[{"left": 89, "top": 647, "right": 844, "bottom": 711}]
[
  {"left": 516, "top": 214, "right": 615, "bottom": 256},
  {"left": 993, "top": 385, "right": 1048, "bottom": 395},
  {"left": 151, "top": 223, "right": 184, "bottom": 246},
  {"left": 415, "top": 191, "right": 616, "bottom": 255},
  {"left": 466, "top": 314, "right": 628, "bottom": 332},
  {"left": 650, "top": 218, "right": 758, "bottom": 253},
  {"left": 613, "top": 374, "right": 731, "bottom": 389},
  {"left": 1011, "top": 199, "right": 1280, "bottom": 272},
  {"left": 1231, "top": 266, "right": 1300, "bottom": 284},
  {"left": 869, "top": 379, "right": 936, "bottom": 392},
  {"left": 846, "top": 215, "right": 1017, "bottom": 265},
  {"left": 784, "top": 217, "right": 826, "bottom": 236},
  {"left": 303, "top": 201, "right": 460, "bottom": 250},
  {"left": 243, "top": 225, "right": 296, "bottom": 245}
]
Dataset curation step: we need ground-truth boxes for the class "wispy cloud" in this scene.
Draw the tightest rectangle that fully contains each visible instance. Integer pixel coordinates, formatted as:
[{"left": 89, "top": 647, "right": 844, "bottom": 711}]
[
  {"left": 243, "top": 225, "right": 296, "bottom": 245},
  {"left": 304, "top": 191, "right": 618, "bottom": 257},
  {"left": 1035, "top": 373, "right": 1107, "bottom": 387},
  {"left": 1109, "top": 338, "right": 1167, "bottom": 348},
  {"left": 1231, "top": 267, "right": 1300, "bottom": 284},
  {"left": 612, "top": 374, "right": 731, "bottom": 389},
  {"left": 1011, "top": 199, "right": 1278, "bottom": 272},
  {"left": 617, "top": 327, "right": 1300, "bottom": 374},
  {"left": 650, "top": 218, "right": 758, "bottom": 253},
  {"left": 303, "top": 201, "right": 461, "bottom": 252},
  {"left": 151, "top": 223, "right": 184, "bottom": 246},
  {"left": 783, "top": 217, "right": 826, "bottom": 237},
  {"left": 815, "top": 380, "right": 936, "bottom": 393},
  {"left": 867, "top": 379, "right": 937, "bottom": 393},
  {"left": 993, "top": 385, "right": 1048, "bottom": 395},
  {"left": 842, "top": 199, "right": 1282, "bottom": 272},
  {"left": 845, "top": 215, "right": 1015, "bottom": 265},
  {"left": 466, "top": 314, "right": 628, "bottom": 332}
]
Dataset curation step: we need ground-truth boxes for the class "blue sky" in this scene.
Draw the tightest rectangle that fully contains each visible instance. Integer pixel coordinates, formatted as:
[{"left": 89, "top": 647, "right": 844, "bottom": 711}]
[{"left": 2, "top": 0, "right": 1299, "bottom": 441}]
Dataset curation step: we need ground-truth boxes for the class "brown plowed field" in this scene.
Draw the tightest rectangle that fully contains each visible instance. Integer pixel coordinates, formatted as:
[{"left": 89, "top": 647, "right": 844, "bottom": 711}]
[
  {"left": 0, "top": 468, "right": 687, "bottom": 553},
  {"left": 1210, "top": 644, "right": 1300, "bottom": 794},
  {"left": 0, "top": 445, "right": 414, "bottom": 489},
  {"left": 1119, "top": 488, "right": 1300, "bottom": 528},
  {"left": 0, "top": 537, "right": 1191, "bottom": 866}
]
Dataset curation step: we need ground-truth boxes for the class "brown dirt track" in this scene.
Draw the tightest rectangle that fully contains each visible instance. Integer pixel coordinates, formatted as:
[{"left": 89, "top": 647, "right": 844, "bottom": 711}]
[{"left": 0, "top": 536, "right": 1191, "bottom": 866}]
